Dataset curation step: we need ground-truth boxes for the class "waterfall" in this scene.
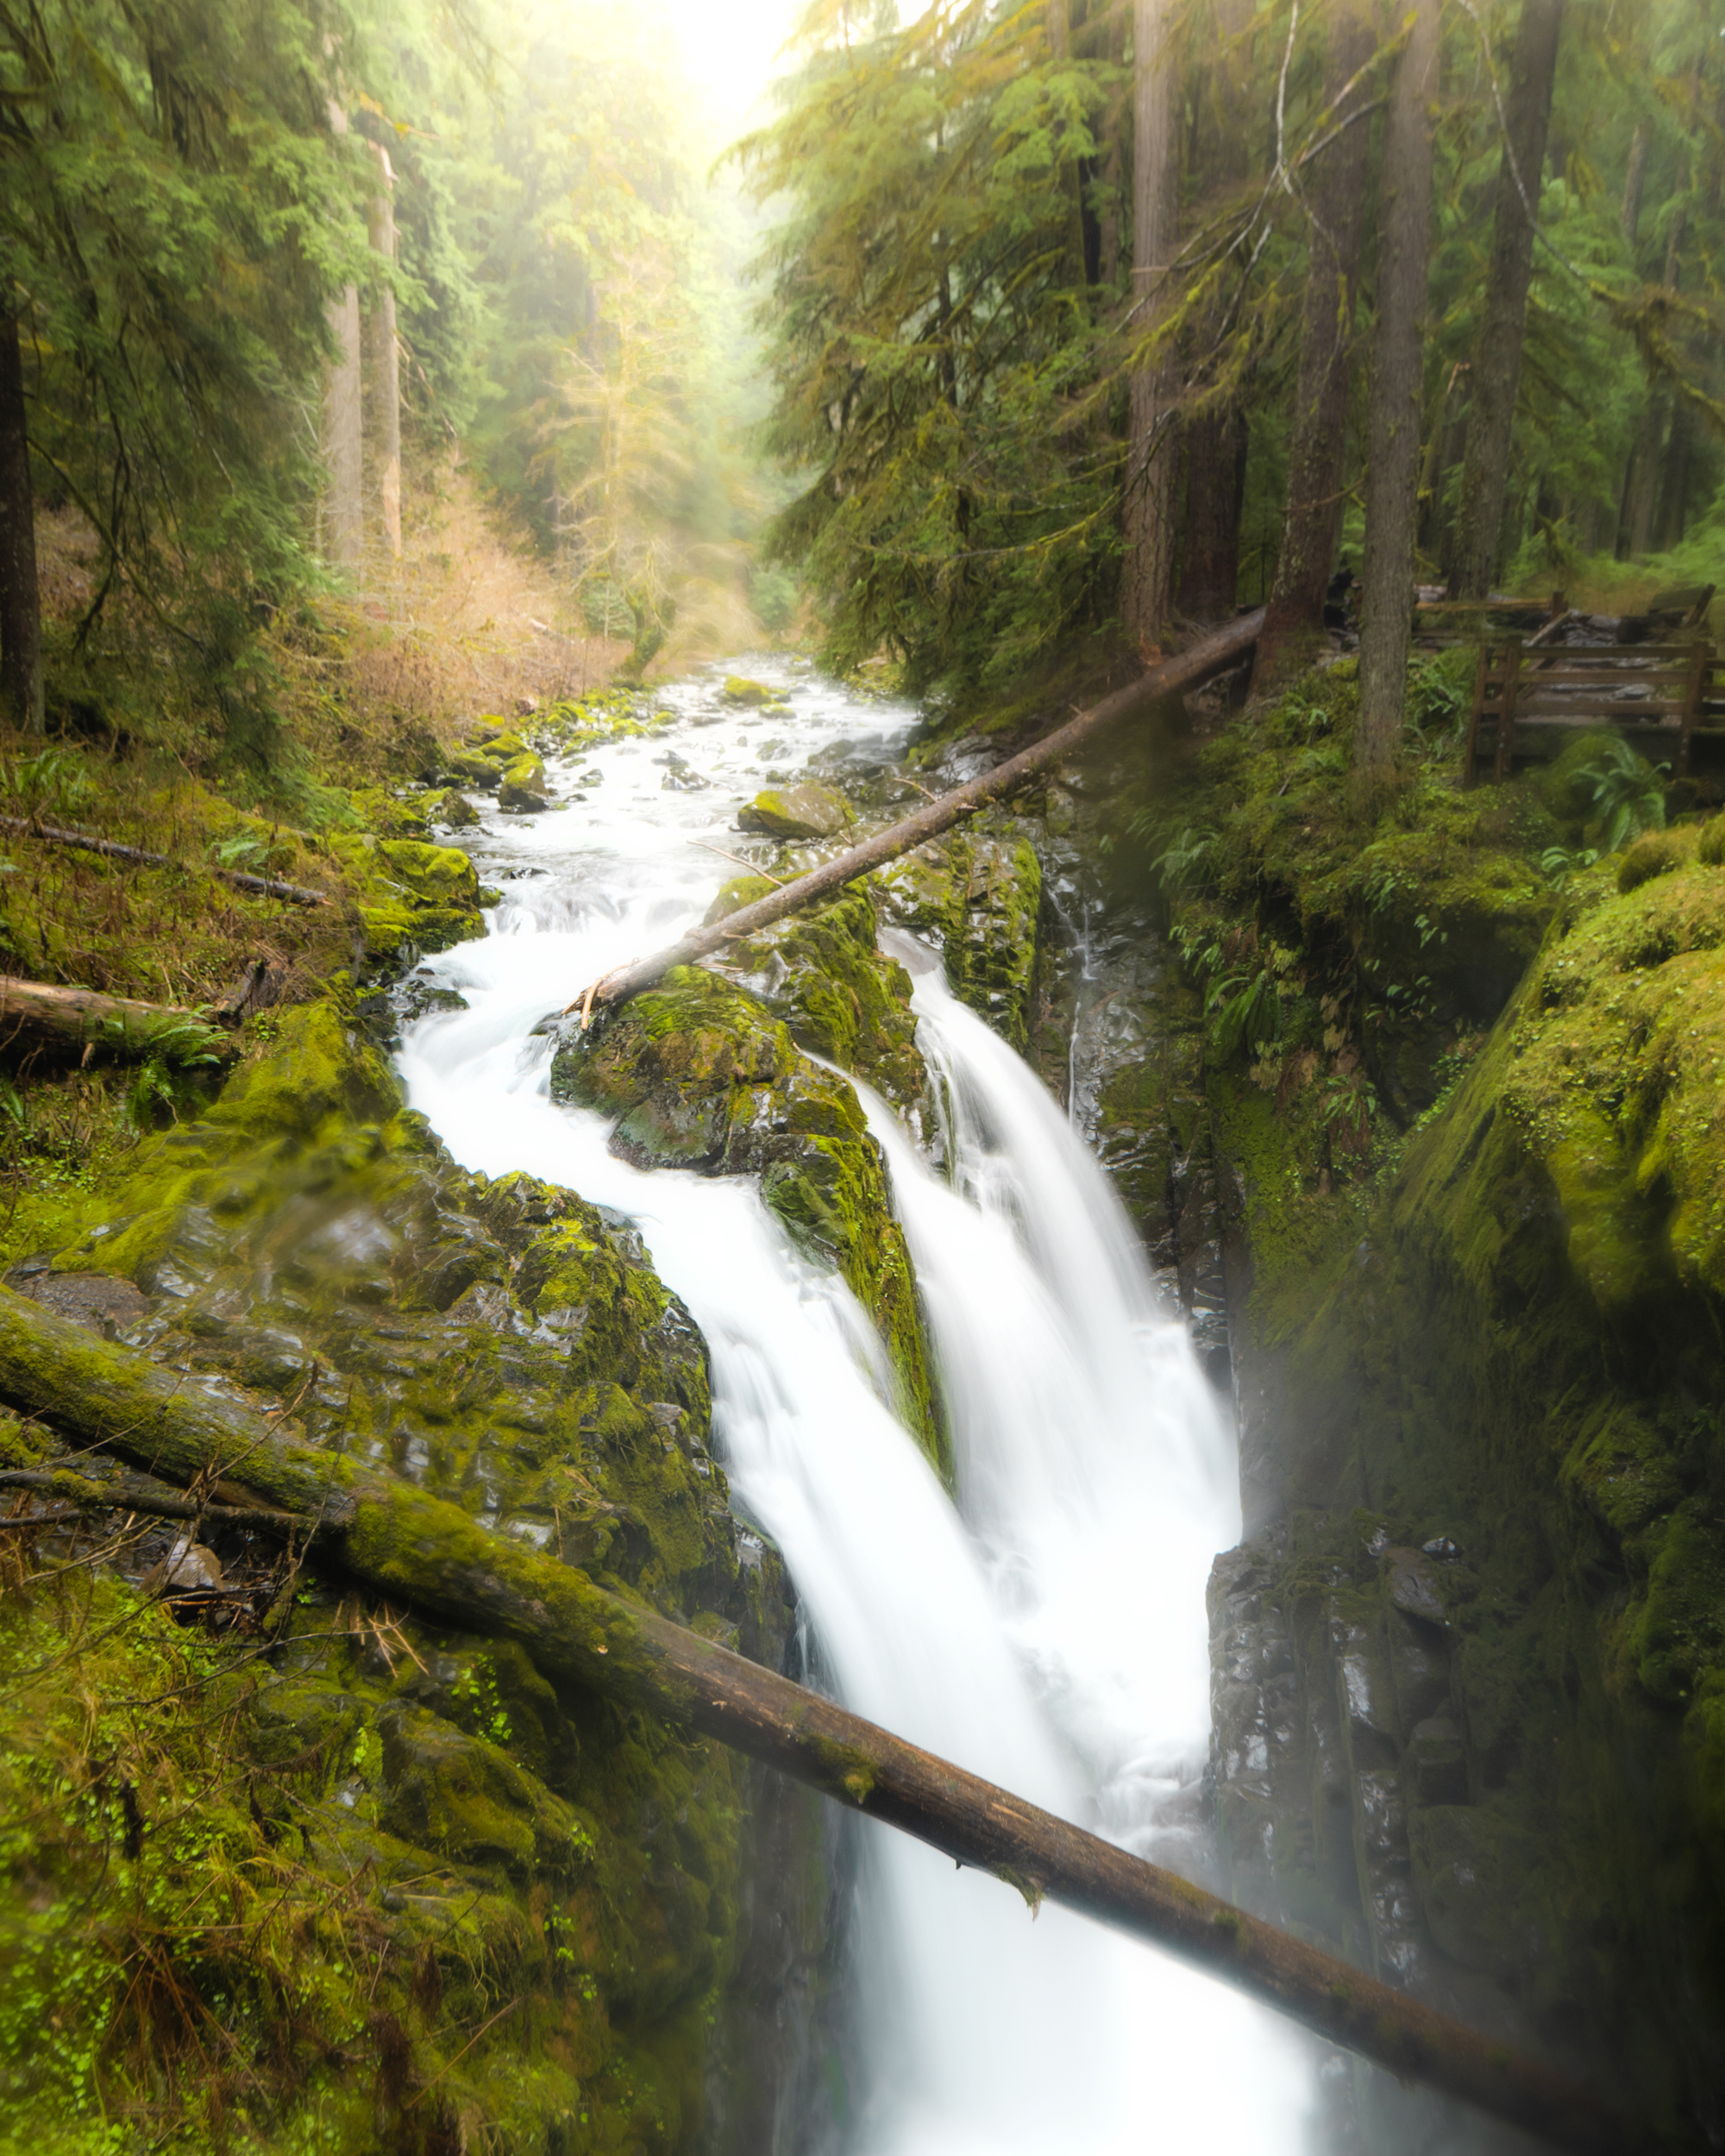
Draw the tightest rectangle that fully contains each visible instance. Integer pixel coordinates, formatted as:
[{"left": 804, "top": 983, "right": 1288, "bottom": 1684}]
[{"left": 397, "top": 666, "right": 1310, "bottom": 2153}]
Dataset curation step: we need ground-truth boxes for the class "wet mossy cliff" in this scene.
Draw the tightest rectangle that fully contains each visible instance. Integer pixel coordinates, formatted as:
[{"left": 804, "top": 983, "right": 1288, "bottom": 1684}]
[
  {"left": 0, "top": 1000, "right": 833, "bottom": 2156},
  {"left": 1177, "top": 764, "right": 1725, "bottom": 2137}
]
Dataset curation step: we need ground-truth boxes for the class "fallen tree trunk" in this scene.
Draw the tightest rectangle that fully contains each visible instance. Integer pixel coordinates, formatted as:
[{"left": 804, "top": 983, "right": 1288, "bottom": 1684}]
[
  {"left": 0, "top": 816, "right": 329, "bottom": 906},
  {"left": 0, "top": 1284, "right": 1646, "bottom": 2155},
  {"left": 568, "top": 611, "right": 1265, "bottom": 1019},
  {"left": 0, "top": 975, "right": 239, "bottom": 1064}
]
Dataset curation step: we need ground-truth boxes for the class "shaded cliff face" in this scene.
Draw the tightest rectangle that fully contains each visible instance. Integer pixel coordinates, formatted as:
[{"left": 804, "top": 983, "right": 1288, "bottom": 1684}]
[
  {"left": 1195, "top": 818, "right": 1725, "bottom": 2142},
  {"left": 0, "top": 1000, "right": 830, "bottom": 2156}
]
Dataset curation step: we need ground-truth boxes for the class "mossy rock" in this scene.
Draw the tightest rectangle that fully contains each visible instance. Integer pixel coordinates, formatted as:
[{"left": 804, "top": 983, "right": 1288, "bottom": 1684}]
[
  {"left": 443, "top": 745, "right": 503, "bottom": 791},
  {"left": 876, "top": 826, "right": 1044, "bottom": 1053},
  {"left": 1617, "top": 824, "right": 1693, "bottom": 893},
  {"left": 724, "top": 887, "right": 928, "bottom": 1115},
  {"left": 498, "top": 750, "right": 549, "bottom": 812},
  {"left": 737, "top": 781, "right": 853, "bottom": 841},
  {"left": 722, "top": 676, "right": 773, "bottom": 705},
  {"left": 425, "top": 785, "right": 480, "bottom": 828},
  {"left": 703, "top": 874, "right": 778, "bottom": 924},
  {"left": 328, "top": 830, "right": 486, "bottom": 959},
  {"left": 552, "top": 967, "right": 944, "bottom": 1472}
]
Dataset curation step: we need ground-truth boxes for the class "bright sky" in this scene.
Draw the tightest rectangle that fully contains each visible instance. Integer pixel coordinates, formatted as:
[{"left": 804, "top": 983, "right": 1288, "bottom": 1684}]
[{"left": 656, "top": 0, "right": 808, "bottom": 128}]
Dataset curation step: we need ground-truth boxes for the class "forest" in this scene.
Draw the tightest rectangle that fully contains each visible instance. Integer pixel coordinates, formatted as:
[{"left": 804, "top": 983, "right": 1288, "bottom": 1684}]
[{"left": 2, "top": 2, "right": 1724, "bottom": 2154}]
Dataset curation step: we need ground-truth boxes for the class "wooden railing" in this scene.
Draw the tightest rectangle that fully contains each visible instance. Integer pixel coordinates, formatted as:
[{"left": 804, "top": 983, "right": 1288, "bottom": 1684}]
[{"left": 1463, "top": 638, "right": 1722, "bottom": 786}]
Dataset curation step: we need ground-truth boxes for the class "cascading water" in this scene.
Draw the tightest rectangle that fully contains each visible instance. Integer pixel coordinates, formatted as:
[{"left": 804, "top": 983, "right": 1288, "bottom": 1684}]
[{"left": 397, "top": 663, "right": 1312, "bottom": 2153}]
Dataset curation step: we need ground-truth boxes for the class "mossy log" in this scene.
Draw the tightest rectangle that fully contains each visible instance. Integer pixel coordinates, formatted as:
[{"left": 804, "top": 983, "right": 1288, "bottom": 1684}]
[
  {"left": 0, "top": 1282, "right": 1647, "bottom": 2156},
  {"left": 568, "top": 610, "right": 1265, "bottom": 1019},
  {"left": 0, "top": 975, "right": 240, "bottom": 1064},
  {"left": 0, "top": 815, "right": 329, "bottom": 906}
]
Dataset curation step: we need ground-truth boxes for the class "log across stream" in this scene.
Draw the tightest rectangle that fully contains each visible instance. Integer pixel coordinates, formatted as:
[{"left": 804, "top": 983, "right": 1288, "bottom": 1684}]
[{"left": 0, "top": 1284, "right": 1636, "bottom": 2153}]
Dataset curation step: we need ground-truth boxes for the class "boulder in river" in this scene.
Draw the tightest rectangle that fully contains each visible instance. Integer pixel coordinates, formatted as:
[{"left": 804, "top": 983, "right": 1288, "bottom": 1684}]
[{"left": 737, "top": 780, "right": 853, "bottom": 840}]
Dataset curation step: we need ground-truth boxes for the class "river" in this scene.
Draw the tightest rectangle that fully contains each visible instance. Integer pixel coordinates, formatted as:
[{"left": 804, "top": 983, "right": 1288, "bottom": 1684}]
[{"left": 397, "top": 659, "right": 1311, "bottom": 2153}]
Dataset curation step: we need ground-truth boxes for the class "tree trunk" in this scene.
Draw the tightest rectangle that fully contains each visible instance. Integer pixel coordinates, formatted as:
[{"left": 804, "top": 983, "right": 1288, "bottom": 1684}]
[
  {"left": 367, "top": 141, "right": 402, "bottom": 560},
  {"left": 573, "top": 610, "right": 1264, "bottom": 1018},
  {"left": 1173, "top": 0, "right": 1254, "bottom": 625},
  {"left": 0, "top": 1282, "right": 1638, "bottom": 2156},
  {"left": 0, "top": 976, "right": 238, "bottom": 1066},
  {"left": 1121, "top": 0, "right": 1180, "bottom": 652},
  {"left": 1355, "top": 0, "right": 1439, "bottom": 793},
  {"left": 322, "top": 102, "right": 364, "bottom": 572},
  {"left": 1047, "top": 0, "right": 1090, "bottom": 290},
  {"left": 1175, "top": 405, "right": 1248, "bottom": 620},
  {"left": 1447, "top": 0, "right": 1565, "bottom": 600},
  {"left": 0, "top": 302, "right": 45, "bottom": 736},
  {"left": 1251, "top": 0, "right": 1377, "bottom": 689},
  {"left": 0, "top": 814, "right": 329, "bottom": 905},
  {"left": 1621, "top": 122, "right": 1649, "bottom": 249}
]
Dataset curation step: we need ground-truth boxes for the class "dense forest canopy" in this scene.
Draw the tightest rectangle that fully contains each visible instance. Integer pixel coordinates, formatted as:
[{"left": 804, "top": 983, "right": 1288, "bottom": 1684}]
[{"left": 0, "top": 0, "right": 1721, "bottom": 758}]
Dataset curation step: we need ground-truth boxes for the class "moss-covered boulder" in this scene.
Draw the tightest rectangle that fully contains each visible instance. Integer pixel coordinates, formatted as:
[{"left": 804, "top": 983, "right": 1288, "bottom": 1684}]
[
  {"left": 737, "top": 781, "right": 853, "bottom": 841},
  {"left": 551, "top": 967, "right": 944, "bottom": 1472},
  {"left": 499, "top": 750, "right": 549, "bottom": 812},
  {"left": 328, "top": 829, "right": 486, "bottom": 960},
  {"left": 722, "top": 887, "right": 928, "bottom": 1118},
  {"left": 722, "top": 676, "right": 773, "bottom": 706},
  {"left": 876, "top": 826, "right": 1044, "bottom": 1053}
]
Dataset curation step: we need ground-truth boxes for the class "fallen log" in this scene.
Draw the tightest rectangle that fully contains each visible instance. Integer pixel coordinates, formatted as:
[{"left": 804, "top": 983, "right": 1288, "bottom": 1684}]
[
  {"left": 567, "top": 611, "right": 1265, "bottom": 1019},
  {"left": 0, "top": 975, "right": 239, "bottom": 1064},
  {"left": 0, "top": 1284, "right": 1649, "bottom": 2155},
  {"left": 0, "top": 816, "right": 329, "bottom": 906}
]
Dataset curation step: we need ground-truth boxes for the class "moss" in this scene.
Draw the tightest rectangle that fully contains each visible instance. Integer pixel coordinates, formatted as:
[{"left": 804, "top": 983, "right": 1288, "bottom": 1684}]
[
  {"left": 724, "top": 887, "right": 926, "bottom": 1113},
  {"left": 1618, "top": 825, "right": 1694, "bottom": 893},
  {"left": 737, "top": 782, "right": 852, "bottom": 840},
  {"left": 499, "top": 752, "right": 549, "bottom": 812},
  {"left": 552, "top": 968, "right": 945, "bottom": 1476},
  {"left": 703, "top": 874, "right": 777, "bottom": 924},
  {"left": 875, "top": 824, "right": 1043, "bottom": 1052}
]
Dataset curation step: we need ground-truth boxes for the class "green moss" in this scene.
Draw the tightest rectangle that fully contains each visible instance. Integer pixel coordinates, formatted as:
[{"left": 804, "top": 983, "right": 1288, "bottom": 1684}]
[
  {"left": 737, "top": 782, "right": 852, "bottom": 840},
  {"left": 553, "top": 968, "right": 945, "bottom": 1476},
  {"left": 875, "top": 825, "right": 1043, "bottom": 1051},
  {"left": 1618, "top": 825, "right": 1694, "bottom": 893}
]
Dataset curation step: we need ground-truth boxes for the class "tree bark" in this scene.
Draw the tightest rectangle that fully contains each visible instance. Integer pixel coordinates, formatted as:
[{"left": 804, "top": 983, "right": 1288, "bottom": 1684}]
[
  {"left": 0, "top": 1282, "right": 1641, "bottom": 2156},
  {"left": 367, "top": 141, "right": 402, "bottom": 560},
  {"left": 1355, "top": 0, "right": 1439, "bottom": 794},
  {"left": 0, "top": 301, "right": 45, "bottom": 736},
  {"left": 1621, "top": 122, "right": 1649, "bottom": 249},
  {"left": 1446, "top": 0, "right": 1565, "bottom": 600},
  {"left": 1047, "top": 0, "right": 1090, "bottom": 291},
  {"left": 1173, "top": 0, "right": 1253, "bottom": 624},
  {"left": 1120, "top": 0, "right": 1180, "bottom": 651},
  {"left": 1251, "top": 0, "right": 1377, "bottom": 690},
  {"left": 1175, "top": 405, "right": 1248, "bottom": 619},
  {"left": 0, "top": 976, "right": 238, "bottom": 1065},
  {"left": 322, "top": 102, "right": 364, "bottom": 573},
  {"left": 570, "top": 610, "right": 1264, "bottom": 1018}
]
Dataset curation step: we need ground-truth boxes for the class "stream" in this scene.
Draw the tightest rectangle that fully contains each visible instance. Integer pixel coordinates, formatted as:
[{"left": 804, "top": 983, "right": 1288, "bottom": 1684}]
[{"left": 397, "top": 661, "right": 1312, "bottom": 2153}]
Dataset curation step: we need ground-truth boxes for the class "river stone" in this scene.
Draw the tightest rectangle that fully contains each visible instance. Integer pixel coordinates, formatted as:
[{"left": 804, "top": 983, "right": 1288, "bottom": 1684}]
[
  {"left": 498, "top": 752, "right": 549, "bottom": 812},
  {"left": 737, "top": 781, "right": 853, "bottom": 840},
  {"left": 722, "top": 675, "right": 773, "bottom": 705}
]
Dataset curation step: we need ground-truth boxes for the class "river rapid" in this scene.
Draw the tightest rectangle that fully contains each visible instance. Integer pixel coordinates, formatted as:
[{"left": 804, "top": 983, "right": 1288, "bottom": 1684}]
[{"left": 397, "top": 660, "right": 1311, "bottom": 2153}]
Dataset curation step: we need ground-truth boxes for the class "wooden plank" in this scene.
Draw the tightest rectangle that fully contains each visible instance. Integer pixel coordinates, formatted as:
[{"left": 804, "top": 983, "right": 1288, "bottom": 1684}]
[
  {"left": 1464, "top": 646, "right": 1489, "bottom": 787},
  {"left": 1495, "top": 641, "right": 1523, "bottom": 782},
  {"left": 1680, "top": 642, "right": 1710, "bottom": 776}
]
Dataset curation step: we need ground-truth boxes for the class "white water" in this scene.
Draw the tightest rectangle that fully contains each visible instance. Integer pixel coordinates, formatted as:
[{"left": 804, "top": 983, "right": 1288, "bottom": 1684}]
[{"left": 397, "top": 663, "right": 1309, "bottom": 2153}]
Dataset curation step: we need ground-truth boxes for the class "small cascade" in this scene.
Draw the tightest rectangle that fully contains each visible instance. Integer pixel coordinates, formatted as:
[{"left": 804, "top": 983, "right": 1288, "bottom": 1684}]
[{"left": 398, "top": 662, "right": 1310, "bottom": 2153}]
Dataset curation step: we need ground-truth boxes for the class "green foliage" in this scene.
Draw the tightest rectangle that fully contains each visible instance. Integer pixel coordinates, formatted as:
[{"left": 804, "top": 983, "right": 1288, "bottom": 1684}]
[
  {"left": 740, "top": 0, "right": 1125, "bottom": 695},
  {"left": 1566, "top": 734, "right": 1670, "bottom": 851},
  {"left": 1, "top": 0, "right": 373, "bottom": 749}
]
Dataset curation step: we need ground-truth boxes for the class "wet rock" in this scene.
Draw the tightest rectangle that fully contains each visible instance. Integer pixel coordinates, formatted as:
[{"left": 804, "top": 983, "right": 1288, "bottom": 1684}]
[
  {"left": 738, "top": 780, "right": 853, "bottom": 840},
  {"left": 875, "top": 825, "right": 1042, "bottom": 1053},
  {"left": 1383, "top": 1543, "right": 1448, "bottom": 1627},
  {"left": 722, "top": 676, "right": 775, "bottom": 705},
  {"left": 9, "top": 1268, "right": 148, "bottom": 1339},
  {"left": 549, "top": 964, "right": 944, "bottom": 1475},
  {"left": 1404, "top": 1715, "right": 1470, "bottom": 1807},
  {"left": 497, "top": 751, "right": 549, "bottom": 812}
]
